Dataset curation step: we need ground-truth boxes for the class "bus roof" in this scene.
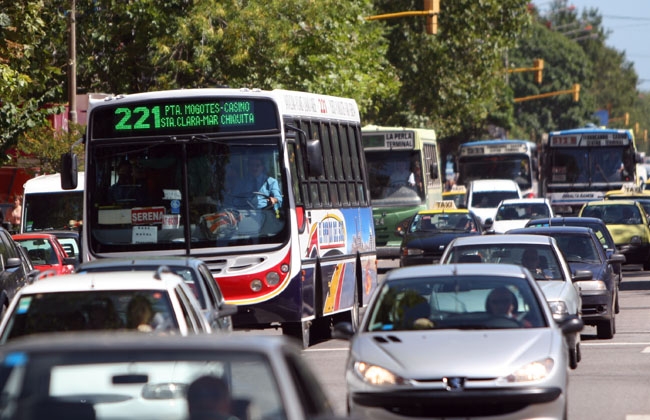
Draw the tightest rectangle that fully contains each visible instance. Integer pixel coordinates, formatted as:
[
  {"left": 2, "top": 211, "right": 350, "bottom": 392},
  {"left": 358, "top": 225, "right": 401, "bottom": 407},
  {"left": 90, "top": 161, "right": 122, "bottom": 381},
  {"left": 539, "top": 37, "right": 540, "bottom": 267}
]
[
  {"left": 23, "top": 173, "right": 85, "bottom": 194},
  {"left": 460, "top": 139, "right": 534, "bottom": 147},
  {"left": 88, "top": 88, "right": 361, "bottom": 123},
  {"left": 362, "top": 125, "right": 436, "bottom": 137},
  {"left": 548, "top": 127, "right": 632, "bottom": 136}
]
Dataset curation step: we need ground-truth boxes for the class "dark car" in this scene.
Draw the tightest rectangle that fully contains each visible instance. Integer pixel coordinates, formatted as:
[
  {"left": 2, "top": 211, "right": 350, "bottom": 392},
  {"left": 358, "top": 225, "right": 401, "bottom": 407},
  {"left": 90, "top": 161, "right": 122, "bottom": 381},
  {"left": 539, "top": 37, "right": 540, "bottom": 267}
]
[
  {"left": 399, "top": 207, "right": 483, "bottom": 266},
  {"left": 0, "top": 227, "right": 39, "bottom": 316},
  {"left": 524, "top": 216, "right": 623, "bottom": 283},
  {"left": 508, "top": 226, "right": 626, "bottom": 339},
  {"left": 76, "top": 256, "right": 237, "bottom": 332}
]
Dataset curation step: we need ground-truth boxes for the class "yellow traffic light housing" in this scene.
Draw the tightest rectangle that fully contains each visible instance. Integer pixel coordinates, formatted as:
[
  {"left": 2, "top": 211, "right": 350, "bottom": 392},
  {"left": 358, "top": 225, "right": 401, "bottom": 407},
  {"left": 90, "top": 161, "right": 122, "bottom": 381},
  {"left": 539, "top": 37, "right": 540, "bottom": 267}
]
[
  {"left": 572, "top": 84, "right": 580, "bottom": 102},
  {"left": 424, "top": 0, "right": 439, "bottom": 35},
  {"left": 624, "top": 112, "right": 629, "bottom": 126},
  {"left": 533, "top": 59, "right": 544, "bottom": 84}
]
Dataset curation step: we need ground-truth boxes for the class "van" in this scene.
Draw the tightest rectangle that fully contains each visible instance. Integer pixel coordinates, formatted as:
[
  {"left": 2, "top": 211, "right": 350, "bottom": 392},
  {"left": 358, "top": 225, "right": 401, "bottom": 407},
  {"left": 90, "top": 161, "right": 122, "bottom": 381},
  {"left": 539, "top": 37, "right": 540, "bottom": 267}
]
[{"left": 467, "top": 179, "right": 522, "bottom": 225}]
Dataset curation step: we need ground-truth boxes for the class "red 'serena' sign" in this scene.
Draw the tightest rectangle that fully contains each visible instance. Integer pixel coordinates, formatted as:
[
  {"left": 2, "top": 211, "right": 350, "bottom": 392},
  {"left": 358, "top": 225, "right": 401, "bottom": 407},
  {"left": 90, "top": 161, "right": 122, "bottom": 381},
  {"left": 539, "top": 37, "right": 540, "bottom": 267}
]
[{"left": 131, "top": 207, "right": 165, "bottom": 225}]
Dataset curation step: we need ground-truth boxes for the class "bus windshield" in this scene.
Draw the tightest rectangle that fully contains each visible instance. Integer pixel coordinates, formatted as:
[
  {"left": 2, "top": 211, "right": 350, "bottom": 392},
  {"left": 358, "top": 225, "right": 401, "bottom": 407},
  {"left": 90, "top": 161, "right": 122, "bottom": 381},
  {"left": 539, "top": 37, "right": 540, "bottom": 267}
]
[
  {"left": 548, "top": 147, "right": 631, "bottom": 184},
  {"left": 89, "top": 137, "right": 289, "bottom": 253},
  {"left": 365, "top": 151, "right": 424, "bottom": 205},
  {"left": 24, "top": 191, "right": 83, "bottom": 232},
  {"left": 458, "top": 155, "right": 532, "bottom": 192}
]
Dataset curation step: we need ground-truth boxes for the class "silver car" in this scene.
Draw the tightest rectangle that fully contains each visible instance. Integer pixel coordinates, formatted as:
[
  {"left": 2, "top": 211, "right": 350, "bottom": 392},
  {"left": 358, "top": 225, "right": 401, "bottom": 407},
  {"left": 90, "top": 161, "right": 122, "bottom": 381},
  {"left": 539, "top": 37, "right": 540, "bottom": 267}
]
[
  {"left": 0, "top": 332, "right": 338, "bottom": 420},
  {"left": 439, "top": 234, "right": 588, "bottom": 369},
  {"left": 333, "top": 263, "right": 583, "bottom": 420}
]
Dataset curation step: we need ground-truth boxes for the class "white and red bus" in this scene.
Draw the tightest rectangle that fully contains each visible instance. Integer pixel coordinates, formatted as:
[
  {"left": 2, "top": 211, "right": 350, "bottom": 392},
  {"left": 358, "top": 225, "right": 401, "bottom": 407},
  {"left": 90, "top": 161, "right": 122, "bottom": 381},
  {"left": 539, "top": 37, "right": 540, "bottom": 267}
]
[{"left": 61, "top": 88, "right": 377, "bottom": 347}]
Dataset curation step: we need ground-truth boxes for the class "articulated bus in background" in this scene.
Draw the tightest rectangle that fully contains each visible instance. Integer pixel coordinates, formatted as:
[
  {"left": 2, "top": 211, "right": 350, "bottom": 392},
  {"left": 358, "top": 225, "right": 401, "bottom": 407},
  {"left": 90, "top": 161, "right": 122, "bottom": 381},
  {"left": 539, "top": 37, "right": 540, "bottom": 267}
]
[
  {"left": 21, "top": 173, "right": 84, "bottom": 234},
  {"left": 60, "top": 88, "right": 377, "bottom": 347},
  {"left": 361, "top": 126, "right": 442, "bottom": 259},
  {"left": 542, "top": 126, "right": 643, "bottom": 215},
  {"left": 456, "top": 139, "right": 540, "bottom": 198}
]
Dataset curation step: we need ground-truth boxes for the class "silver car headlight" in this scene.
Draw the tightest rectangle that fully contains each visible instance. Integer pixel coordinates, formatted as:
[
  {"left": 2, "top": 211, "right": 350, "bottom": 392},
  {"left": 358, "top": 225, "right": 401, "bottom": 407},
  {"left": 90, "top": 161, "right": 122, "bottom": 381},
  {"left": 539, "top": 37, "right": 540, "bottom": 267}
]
[
  {"left": 503, "top": 358, "right": 554, "bottom": 383},
  {"left": 548, "top": 300, "right": 568, "bottom": 316},
  {"left": 354, "top": 361, "right": 409, "bottom": 386},
  {"left": 576, "top": 280, "right": 607, "bottom": 291}
]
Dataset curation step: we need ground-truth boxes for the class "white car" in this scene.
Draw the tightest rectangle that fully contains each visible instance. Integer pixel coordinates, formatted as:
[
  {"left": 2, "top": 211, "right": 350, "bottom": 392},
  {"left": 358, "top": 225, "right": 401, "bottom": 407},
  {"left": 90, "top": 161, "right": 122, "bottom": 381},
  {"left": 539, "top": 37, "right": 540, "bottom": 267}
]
[
  {"left": 0, "top": 267, "right": 212, "bottom": 343},
  {"left": 490, "top": 198, "right": 554, "bottom": 234},
  {"left": 466, "top": 179, "right": 522, "bottom": 224},
  {"left": 440, "top": 234, "right": 589, "bottom": 369}
]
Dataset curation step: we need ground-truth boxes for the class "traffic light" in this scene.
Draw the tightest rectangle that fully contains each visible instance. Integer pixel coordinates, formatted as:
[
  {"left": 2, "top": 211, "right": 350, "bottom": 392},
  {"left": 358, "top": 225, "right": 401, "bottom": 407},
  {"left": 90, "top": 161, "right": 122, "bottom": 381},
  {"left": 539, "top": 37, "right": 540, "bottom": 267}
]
[
  {"left": 625, "top": 112, "right": 629, "bottom": 126},
  {"left": 533, "top": 59, "right": 544, "bottom": 84},
  {"left": 572, "top": 84, "right": 580, "bottom": 102},
  {"left": 424, "top": 0, "right": 439, "bottom": 35}
]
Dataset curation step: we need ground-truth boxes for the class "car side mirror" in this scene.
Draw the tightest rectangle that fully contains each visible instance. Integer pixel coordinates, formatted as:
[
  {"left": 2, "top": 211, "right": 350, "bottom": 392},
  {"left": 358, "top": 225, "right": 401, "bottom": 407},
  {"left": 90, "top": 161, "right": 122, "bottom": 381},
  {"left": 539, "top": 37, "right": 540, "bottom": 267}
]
[
  {"left": 607, "top": 253, "right": 626, "bottom": 264},
  {"left": 572, "top": 269, "right": 593, "bottom": 281},
  {"left": 555, "top": 314, "right": 584, "bottom": 335}
]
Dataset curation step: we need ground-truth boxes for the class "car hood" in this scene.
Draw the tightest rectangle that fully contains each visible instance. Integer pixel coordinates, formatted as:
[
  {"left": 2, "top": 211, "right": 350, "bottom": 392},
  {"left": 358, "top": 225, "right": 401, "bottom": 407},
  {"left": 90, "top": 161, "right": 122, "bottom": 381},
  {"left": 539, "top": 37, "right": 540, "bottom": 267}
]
[
  {"left": 606, "top": 223, "right": 647, "bottom": 243},
  {"left": 350, "top": 329, "right": 558, "bottom": 379},
  {"left": 492, "top": 219, "right": 529, "bottom": 234},
  {"left": 402, "top": 232, "right": 478, "bottom": 249},
  {"left": 536, "top": 280, "right": 571, "bottom": 303}
]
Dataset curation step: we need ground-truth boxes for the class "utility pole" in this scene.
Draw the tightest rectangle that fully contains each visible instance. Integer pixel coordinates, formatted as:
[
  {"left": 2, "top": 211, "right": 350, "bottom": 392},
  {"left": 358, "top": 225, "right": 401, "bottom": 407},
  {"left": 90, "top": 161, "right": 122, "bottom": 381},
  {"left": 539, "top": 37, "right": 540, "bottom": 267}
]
[{"left": 68, "top": 0, "right": 77, "bottom": 124}]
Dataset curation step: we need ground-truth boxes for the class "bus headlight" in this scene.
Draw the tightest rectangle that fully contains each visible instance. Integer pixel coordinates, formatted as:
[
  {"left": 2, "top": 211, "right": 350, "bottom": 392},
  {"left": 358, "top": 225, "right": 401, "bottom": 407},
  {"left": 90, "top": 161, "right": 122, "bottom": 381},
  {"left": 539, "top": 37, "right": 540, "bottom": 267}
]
[
  {"left": 250, "top": 279, "right": 263, "bottom": 292},
  {"left": 266, "top": 272, "right": 280, "bottom": 286}
]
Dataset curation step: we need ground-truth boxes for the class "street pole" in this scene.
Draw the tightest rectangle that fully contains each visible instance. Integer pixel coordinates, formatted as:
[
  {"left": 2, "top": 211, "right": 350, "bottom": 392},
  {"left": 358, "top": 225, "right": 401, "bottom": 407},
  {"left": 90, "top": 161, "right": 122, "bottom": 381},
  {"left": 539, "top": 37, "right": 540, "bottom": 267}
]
[{"left": 68, "top": 0, "right": 77, "bottom": 124}]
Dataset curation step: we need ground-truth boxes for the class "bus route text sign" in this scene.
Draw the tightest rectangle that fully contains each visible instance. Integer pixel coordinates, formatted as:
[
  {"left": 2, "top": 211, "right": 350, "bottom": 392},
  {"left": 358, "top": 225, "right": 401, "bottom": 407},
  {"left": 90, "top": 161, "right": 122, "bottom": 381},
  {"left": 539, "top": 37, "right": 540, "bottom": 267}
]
[
  {"left": 90, "top": 97, "right": 279, "bottom": 139},
  {"left": 362, "top": 131, "right": 415, "bottom": 150},
  {"left": 114, "top": 101, "right": 255, "bottom": 131}
]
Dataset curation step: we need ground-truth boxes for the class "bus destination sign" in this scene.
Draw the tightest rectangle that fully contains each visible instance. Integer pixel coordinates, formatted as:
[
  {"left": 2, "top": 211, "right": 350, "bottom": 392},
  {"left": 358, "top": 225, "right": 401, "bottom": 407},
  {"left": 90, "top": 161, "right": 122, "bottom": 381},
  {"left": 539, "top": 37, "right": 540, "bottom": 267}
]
[
  {"left": 550, "top": 132, "right": 630, "bottom": 147},
  {"left": 114, "top": 101, "right": 255, "bottom": 131},
  {"left": 91, "top": 97, "right": 279, "bottom": 139},
  {"left": 362, "top": 131, "right": 415, "bottom": 150}
]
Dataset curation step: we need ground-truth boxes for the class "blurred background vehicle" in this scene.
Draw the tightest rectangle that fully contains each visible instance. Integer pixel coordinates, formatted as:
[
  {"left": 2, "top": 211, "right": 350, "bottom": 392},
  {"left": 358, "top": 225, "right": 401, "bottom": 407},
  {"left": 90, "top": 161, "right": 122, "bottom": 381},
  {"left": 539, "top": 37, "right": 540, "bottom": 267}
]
[
  {"left": 490, "top": 198, "right": 554, "bottom": 234},
  {"left": 466, "top": 179, "right": 522, "bottom": 225},
  {"left": 12, "top": 233, "right": 76, "bottom": 277},
  {"left": 399, "top": 203, "right": 483, "bottom": 266},
  {"left": 579, "top": 200, "right": 650, "bottom": 270}
]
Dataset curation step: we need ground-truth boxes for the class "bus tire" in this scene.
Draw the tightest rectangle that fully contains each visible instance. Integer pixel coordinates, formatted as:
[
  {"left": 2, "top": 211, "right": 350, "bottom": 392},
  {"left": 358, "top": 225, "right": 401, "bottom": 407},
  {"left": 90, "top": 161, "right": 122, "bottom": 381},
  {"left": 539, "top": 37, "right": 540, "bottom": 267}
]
[{"left": 282, "top": 318, "right": 330, "bottom": 349}]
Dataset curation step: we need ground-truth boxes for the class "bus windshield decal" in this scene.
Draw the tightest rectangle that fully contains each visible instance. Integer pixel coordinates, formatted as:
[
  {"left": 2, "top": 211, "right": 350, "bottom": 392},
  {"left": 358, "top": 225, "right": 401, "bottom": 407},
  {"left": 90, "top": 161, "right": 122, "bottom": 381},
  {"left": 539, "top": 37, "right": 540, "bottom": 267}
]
[{"left": 91, "top": 97, "right": 279, "bottom": 139}]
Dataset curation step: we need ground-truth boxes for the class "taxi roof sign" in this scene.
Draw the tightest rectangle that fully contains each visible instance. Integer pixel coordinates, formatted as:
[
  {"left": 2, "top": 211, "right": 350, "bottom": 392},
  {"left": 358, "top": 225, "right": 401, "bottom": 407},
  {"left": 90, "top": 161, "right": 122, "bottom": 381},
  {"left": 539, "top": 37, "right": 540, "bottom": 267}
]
[
  {"left": 433, "top": 200, "right": 457, "bottom": 210},
  {"left": 621, "top": 183, "right": 642, "bottom": 193}
]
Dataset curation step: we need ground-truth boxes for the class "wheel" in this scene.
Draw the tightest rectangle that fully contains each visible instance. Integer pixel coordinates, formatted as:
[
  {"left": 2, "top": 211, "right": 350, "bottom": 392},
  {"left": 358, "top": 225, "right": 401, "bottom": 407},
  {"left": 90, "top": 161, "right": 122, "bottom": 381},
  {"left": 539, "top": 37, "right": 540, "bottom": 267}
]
[
  {"left": 282, "top": 318, "right": 331, "bottom": 349},
  {"left": 615, "top": 289, "right": 620, "bottom": 314},
  {"left": 576, "top": 342, "right": 582, "bottom": 363},
  {"left": 597, "top": 316, "right": 614, "bottom": 339}
]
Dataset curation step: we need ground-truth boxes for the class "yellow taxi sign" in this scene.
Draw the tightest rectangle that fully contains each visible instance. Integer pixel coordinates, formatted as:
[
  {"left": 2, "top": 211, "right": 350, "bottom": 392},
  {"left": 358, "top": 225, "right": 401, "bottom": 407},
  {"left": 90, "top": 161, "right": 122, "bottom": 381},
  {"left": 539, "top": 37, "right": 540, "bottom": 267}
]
[
  {"left": 434, "top": 200, "right": 457, "bottom": 210},
  {"left": 621, "top": 183, "right": 642, "bottom": 193}
]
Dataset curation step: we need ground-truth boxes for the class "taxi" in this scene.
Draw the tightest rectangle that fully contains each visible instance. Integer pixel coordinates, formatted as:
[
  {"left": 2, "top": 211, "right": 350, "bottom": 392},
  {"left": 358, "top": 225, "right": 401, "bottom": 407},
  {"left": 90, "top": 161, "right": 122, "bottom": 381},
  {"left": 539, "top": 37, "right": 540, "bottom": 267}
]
[
  {"left": 579, "top": 199, "right": 650, "bottom": 270},
  {"left": 441, "top": 184, "right": 466, "bottom": 208},
  {"left": 398, "top": 200, "right": 483, "bottom": 266},
  {"left": 604, "top": 183, "right": 650, "bottom": 215}
]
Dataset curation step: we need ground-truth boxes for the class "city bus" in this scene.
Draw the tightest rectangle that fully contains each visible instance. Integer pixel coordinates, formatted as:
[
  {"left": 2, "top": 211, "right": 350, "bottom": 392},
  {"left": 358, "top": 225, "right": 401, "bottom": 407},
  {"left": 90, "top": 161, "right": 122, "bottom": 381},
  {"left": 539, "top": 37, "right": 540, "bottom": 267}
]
[
  {"left": 21, "top": 172, "right": 84, "bottom": 233},
  {"left": 361, "top": 126, "right": 442, "bottom": 259},
  {"left": 60, "top": 88, "right": 377, "bottom": 347},
  {"left": 456, "top": 139, "right": 540, "bottom": 198},
  {"left": 541, "top": 126, "right": 643, "bottom": 215}
]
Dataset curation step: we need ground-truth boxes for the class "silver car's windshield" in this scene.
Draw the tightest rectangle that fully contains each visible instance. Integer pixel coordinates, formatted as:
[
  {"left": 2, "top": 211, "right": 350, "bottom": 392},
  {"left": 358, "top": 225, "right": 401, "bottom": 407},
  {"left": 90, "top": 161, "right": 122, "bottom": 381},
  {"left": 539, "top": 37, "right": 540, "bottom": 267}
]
[
  {"left": 444, "top": 244, "right": 564, "bottom": 281},
  {"left": 366, "top": 275, "right": 547, "bottom": 332}
]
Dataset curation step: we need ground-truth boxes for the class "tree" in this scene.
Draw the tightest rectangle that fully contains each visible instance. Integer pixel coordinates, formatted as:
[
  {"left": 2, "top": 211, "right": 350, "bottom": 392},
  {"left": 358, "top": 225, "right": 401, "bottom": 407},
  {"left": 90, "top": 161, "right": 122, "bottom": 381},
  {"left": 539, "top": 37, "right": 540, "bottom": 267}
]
[
  {"left": 365, "top": 0, "right": 530, "bottom": 145},
  {"left": 0, "top": 2, "right": 65, "bottom": 164}
]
